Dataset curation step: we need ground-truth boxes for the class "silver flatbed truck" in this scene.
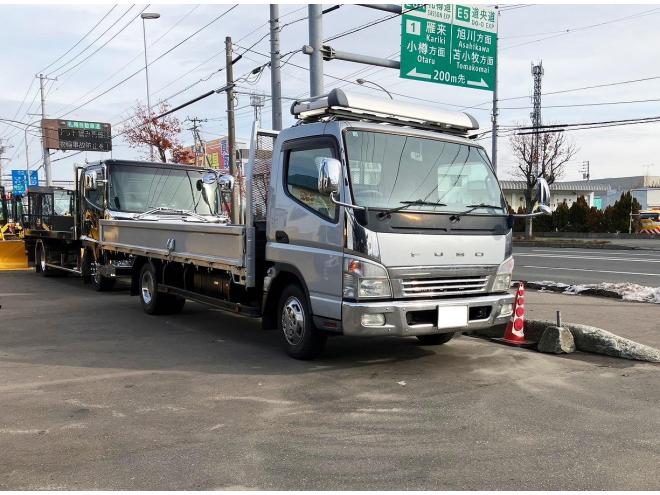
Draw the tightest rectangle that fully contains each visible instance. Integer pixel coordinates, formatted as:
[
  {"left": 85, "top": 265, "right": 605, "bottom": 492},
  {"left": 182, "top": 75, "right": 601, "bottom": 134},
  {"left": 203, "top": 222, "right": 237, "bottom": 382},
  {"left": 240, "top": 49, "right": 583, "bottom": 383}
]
[
  {"left": 25, "top": 161, "right": 229, "bottom": 291},
  {"left": 96, "top": 90, "right": 551, "bottom": 359}
]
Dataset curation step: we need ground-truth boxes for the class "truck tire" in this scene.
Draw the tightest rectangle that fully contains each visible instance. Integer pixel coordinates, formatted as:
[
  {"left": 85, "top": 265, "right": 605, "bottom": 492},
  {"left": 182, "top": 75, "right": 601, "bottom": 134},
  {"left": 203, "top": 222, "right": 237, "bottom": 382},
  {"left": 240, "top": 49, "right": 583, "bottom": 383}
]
[
  {"left": 87, "top": 251, "right": 116, "bottom": 291},
  {"left": 35, "top": 242, "right": 53, "bottom": 277},
  {"left": 91, "top": 268, "right": 116, "bottom": 292},
  {"left": 277, "top": 284, "right": 326, "bottom": 360},
  {"left": 138, "top": 263, "right": 185, "bottom": 315},
  {"left": 416, "top": 333, "right": 455, "bottom": 346}
]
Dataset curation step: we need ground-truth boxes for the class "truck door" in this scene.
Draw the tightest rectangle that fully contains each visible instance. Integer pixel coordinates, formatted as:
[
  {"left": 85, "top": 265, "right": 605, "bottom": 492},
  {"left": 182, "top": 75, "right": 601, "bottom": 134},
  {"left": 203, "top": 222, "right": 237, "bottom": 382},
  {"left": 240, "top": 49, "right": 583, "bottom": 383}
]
[
  {"left": 80, "top": 165, "right": 106, "bottom": 240},
  {"left": 268, "top": 137, "right": 344, "bottom": 321}
]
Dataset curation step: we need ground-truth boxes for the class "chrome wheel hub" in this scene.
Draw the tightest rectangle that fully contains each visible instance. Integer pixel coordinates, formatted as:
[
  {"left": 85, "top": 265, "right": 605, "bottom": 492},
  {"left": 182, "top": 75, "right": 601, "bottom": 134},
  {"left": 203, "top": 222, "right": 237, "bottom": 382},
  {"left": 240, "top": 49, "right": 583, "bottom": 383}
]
[
  {"left": 281, "top": 296, "right": 305, "bottom": 346},
  {"left": 141, "top": 271, "right": 154, "bottom": 304}
]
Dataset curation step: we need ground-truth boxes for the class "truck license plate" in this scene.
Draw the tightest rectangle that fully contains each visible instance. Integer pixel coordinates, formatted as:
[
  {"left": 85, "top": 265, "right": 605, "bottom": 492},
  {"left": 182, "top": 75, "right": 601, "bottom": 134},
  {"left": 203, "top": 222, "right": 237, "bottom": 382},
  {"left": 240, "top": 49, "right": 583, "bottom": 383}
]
[{"left": 437, "top": 305, "right": 468, "bottom": 329}]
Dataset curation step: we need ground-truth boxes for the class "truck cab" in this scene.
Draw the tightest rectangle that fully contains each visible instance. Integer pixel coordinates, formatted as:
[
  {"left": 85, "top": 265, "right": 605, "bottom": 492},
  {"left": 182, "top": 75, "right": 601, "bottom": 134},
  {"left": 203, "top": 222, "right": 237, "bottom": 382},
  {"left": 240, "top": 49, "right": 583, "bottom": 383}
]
[{"left": 263, "top": 90, "right": 519, "bottom": 350}]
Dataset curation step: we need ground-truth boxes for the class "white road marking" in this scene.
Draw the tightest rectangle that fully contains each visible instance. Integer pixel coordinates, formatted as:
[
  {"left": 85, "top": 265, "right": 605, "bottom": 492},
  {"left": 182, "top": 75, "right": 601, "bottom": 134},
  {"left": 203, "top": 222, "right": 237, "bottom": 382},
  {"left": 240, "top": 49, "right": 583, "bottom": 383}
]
[
  {"left": 520, "top": 265, "right": 660, "bottom": 277},
  {"left": 514, "top": 253, "right": 660, "bottom": 264},
  {"left": 528, "top": 248, "right": 660, "bottom": 258},
  {"left": 0, "top": 428, "right": 47, "bottom": 435}
]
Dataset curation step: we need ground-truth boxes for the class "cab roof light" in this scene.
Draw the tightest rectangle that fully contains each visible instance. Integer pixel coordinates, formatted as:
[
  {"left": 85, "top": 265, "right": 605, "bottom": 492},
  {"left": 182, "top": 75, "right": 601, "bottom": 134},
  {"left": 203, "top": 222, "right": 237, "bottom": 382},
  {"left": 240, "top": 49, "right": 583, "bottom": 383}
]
[{"left": 291, "top": 89, "right": 479, "bottom": 135}]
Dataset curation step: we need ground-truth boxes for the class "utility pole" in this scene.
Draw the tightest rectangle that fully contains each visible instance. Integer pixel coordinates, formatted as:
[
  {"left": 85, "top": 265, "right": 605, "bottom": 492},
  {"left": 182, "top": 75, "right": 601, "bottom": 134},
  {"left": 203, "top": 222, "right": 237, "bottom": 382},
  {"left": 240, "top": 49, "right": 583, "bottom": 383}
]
[
  {"left": 250, "top": 93, "right": 266, "bottom": 122},
  {"left": 225, "top": 36, "right": 239, "bottom": 223},
  {"left": 530, "top": 62, "right": 544, "bottom": 178},
  {"left": 38, "top": 73, "right": 57, "bottom": 187},
  {"left": 308, "top": 5, "right": 324, "bottom": 96},
  {"left": 0, "top": 139, "right": 10, "bottom": 188},
  {"left": 581, "top": 160, "right": 590, "bottom": 181},
  {"left": 491, "top": 8, "right": 500, "bottom": 176},
  {"left": 24, "top": 127, "right": 30, "bottom": 183},
  {"left": 269, "top": 4, "right": 283, "bottom": 130},
  {"left": 186, "top": 117, "right": 208, "bottom": 167}
]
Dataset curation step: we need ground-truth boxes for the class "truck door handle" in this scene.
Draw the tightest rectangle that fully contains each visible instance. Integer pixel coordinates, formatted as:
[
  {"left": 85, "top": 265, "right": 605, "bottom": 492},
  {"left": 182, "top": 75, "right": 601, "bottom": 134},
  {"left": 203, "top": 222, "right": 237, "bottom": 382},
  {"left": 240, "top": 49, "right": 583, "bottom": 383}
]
[{"left": 275, "top": 230, "right": 289, "bottom": 244}]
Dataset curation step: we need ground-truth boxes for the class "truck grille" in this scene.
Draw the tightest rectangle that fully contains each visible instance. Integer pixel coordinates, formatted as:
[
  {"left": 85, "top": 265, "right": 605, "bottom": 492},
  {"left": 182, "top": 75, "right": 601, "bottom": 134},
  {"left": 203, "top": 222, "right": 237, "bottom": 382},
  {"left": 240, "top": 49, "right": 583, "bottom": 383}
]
[{"left": 400, "top": 276, "right": 489, "bottom": 298}]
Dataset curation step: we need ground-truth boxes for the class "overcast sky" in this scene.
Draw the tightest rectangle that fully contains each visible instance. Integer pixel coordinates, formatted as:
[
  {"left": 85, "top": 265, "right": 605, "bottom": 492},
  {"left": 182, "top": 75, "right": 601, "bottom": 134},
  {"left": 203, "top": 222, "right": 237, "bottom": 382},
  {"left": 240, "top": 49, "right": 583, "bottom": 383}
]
[{"left": 1, "top": 2, "right": 660, "bottom": 184}]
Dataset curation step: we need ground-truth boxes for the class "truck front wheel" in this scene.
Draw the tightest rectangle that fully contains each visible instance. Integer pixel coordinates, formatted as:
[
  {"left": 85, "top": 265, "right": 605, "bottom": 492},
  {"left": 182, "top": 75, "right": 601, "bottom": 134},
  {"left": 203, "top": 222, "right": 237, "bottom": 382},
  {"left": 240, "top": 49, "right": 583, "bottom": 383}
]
[
  {"left": 91, "top": 262, "right": 116, "bottom": 292},
  {"left": 35, "top": 242, "right": 53, "bottom": 277},
  {"left": 416, "top": 333, "right": 455, "bottom": 346},
  {"left": 277, "top": 285, "right": 326, "bottom": 360},
  {"left": 138, "top": 263, "right": 185, "bottom": 315}
]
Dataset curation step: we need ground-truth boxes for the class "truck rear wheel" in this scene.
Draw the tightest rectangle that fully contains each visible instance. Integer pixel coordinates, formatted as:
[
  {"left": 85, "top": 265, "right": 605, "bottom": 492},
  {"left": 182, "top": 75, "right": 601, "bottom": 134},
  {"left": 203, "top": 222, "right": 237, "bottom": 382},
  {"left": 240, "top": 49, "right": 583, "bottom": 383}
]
[
  {"left": 277, "top": 284, "right": 326, "bottom": 360},
  {"left": 139, "top": 262, "right": 185, "bottom": 315},
  {"left": 416, "top": 333, "right": 455, "bottom": 346}
]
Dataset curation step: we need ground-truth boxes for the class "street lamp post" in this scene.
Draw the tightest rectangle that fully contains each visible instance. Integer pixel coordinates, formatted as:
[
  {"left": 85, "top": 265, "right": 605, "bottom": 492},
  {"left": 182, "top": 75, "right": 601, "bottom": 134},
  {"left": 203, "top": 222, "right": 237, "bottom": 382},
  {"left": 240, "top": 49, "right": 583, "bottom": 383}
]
[
  {"left": 356, "top": 78, "right": 393, "bottom": 99},
  {"left": 141, "top": 12, "right": 160, "bottom": 162}
]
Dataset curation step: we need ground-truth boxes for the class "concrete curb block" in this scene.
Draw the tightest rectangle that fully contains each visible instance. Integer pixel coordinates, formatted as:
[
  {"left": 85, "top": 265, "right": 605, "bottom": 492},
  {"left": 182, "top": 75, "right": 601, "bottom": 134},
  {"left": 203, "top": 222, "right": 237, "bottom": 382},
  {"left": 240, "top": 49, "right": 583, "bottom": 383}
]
[
  {"left": 524, "top": 282, "right": 623, "bottom": 300},
  {"left": 468, "top": 320, "right": 660, "bottom": 363}
]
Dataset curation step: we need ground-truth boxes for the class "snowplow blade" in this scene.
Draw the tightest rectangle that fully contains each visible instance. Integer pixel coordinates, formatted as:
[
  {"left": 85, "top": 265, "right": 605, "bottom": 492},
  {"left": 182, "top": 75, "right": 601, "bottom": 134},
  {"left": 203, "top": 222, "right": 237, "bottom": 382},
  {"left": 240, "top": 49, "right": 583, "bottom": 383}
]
[{"left": 0, "top": 240, "right": 29, "bottom": 270}]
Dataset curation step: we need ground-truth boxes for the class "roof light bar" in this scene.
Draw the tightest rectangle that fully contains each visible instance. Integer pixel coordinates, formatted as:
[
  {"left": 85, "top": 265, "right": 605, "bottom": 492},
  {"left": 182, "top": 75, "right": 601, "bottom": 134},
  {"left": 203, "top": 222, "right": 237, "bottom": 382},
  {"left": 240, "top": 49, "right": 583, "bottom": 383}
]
[{"left": 291, "top": 89, "right": 479, "bottom": 134}]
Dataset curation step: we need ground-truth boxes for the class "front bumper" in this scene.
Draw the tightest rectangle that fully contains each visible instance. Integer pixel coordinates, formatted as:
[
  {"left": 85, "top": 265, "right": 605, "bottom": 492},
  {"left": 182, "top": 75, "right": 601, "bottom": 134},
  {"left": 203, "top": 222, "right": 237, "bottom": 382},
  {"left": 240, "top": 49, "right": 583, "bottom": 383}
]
[{"left": 341, "top": 292, "right": 515, "bottom": 337}]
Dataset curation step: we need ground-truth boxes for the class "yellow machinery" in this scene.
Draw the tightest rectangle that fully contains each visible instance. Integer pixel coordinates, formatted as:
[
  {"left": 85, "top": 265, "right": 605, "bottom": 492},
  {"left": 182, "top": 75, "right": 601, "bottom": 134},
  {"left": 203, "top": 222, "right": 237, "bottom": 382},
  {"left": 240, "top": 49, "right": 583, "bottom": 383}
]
[
  {"left": 639, "top": 209, "right": 660, "bottom": 234},
  {"left": 0, "top": 186, "right": 28, "bottom": 269}
]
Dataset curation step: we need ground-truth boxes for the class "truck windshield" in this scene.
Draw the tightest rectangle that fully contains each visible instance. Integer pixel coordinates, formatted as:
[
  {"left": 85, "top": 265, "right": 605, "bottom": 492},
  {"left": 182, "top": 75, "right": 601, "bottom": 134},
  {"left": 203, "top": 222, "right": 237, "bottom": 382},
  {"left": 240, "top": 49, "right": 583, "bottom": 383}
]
[
  {"left": 345, "top": 130, "right": 505, "bottom": 214},
  {"left": 108, "top": 164, "right": 219, "bottom": 215}
]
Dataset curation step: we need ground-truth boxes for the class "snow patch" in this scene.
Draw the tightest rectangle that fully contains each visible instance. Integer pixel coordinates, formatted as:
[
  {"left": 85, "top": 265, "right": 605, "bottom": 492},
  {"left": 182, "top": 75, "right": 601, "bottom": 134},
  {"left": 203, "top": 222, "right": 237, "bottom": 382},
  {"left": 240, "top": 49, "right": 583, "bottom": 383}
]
[{"left": 529, "top": 280, "right": 660, "bottom": 304}]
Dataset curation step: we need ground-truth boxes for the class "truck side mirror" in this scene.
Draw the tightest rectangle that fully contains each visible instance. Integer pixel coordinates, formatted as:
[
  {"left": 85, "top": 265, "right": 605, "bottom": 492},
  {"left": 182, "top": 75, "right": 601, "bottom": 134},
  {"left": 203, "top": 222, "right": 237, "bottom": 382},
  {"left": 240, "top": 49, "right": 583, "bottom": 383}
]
[
  {"left": 84, "top": 171, "right": 97, "bottom": 191},
  {"left": 218, "top": 175, "right": 235, "bottom": 193},
  {"left": 511, "top": 176, "right": 552, "bottom": 218},
  {"left": 536, "top": 176, "right": 551, "bottom": 213},
  {"left": 317, "top": 158, "right": 341, "bottom": 196}
]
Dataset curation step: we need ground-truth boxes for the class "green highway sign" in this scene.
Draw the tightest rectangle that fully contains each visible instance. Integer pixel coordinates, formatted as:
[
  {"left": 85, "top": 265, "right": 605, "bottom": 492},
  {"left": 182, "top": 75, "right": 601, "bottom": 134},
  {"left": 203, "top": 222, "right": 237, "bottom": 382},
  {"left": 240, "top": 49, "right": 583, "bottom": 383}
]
[{"left": 400, "top": 4, "right": 498, "bottom": 91}]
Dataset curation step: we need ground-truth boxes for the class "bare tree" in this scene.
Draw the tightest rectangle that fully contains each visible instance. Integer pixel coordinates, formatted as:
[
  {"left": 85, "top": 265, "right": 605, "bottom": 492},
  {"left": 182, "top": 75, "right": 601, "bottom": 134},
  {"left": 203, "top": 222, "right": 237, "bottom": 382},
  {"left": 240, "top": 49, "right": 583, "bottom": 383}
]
[
  {"left": 120, "top": 101, "right": 183, "bottom": 162},
  {"left": 510, "top": 126, "right": 577, "bottom": 238}
]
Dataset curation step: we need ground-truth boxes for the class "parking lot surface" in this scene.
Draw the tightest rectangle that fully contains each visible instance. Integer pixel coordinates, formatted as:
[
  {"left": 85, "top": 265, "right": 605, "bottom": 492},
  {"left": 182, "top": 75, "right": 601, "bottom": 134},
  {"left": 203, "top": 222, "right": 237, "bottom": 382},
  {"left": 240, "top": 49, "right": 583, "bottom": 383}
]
[{"left": 1, "top": 271, "right": 659, "bottom": 490}]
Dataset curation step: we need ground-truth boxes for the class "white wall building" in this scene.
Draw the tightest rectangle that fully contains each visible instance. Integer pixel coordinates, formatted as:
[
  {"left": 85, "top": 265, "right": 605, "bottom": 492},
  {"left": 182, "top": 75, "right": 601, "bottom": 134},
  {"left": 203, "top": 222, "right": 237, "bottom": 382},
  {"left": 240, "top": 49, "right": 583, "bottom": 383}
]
[{"left": 500, "top": 180, "right": 607, "bottom": 212}]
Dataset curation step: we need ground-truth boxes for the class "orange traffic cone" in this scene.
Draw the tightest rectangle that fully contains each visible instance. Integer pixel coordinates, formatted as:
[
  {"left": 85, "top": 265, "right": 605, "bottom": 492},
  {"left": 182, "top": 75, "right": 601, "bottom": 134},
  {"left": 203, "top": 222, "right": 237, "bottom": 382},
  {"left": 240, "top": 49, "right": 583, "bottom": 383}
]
[{"left": 493, "top": 282, "right": 534, "bottom": 347}]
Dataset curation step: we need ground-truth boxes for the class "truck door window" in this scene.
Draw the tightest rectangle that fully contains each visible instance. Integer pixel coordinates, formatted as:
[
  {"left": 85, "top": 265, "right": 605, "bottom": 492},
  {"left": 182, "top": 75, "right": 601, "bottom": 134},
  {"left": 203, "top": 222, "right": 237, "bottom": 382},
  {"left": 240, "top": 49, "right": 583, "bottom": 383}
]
[{"left": 286, "top": 146, "right": 338, "bottom": 220}]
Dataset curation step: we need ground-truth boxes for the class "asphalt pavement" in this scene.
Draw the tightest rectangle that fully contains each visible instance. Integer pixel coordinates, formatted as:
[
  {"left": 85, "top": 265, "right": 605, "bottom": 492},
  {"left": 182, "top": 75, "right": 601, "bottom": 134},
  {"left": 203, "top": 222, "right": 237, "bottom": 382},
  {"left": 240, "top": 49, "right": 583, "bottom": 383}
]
[
  {"left": 0, "top": 271, "right": 658, "bottom": 490},
  {"left": 513, "top": 246, "right": 660, "bottom": 286}
]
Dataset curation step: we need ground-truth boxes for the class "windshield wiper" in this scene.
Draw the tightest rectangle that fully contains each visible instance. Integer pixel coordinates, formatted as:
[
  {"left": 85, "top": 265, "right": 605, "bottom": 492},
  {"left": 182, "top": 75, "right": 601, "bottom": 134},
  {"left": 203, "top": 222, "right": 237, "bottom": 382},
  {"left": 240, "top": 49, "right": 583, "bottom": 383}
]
[
  {"left": 449, "top": 203, "right": 504, "bottom": 221},
  {"left": 377, "top": 199, "right": 448, "bottom": 219},
  {"left": 133, "top": 207, "right": 210, "bottom": 222}
]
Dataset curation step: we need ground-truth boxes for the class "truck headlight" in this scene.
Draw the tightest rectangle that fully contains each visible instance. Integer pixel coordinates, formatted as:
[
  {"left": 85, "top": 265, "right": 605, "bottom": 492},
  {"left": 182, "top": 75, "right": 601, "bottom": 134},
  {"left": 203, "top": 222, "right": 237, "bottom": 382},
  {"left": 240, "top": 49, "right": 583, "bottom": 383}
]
[
  {"left": 492, "top": 256, "right": 514, "bottom": 292},
  {"left": 343, "top": 257, "right": 391, "bottom": 300}
]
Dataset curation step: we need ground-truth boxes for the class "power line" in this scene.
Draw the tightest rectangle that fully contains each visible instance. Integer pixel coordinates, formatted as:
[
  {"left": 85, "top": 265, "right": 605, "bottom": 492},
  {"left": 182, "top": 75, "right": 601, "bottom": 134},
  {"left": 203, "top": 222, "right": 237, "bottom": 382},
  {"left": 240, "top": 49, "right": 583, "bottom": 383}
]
[
  {"left": 496, "top": 96, "right": 660, "bottom": 110},
  {"left": 501, "top": 6, "right": 660, "bottom": 49},
  {"left": 0, "top": 81, "right": 37, "bottom": 139},
  {"left": 53, "top": 6, "right": 150, "bottom": 79},
  {"left": 517, "top": 114, "right": 660, "bottom": 132},
  {"left": 54, "top": 4, "right": 202, "bottom": 118},
  {"left": 37, "top": 4, "right": 119, "bottom": 74},
  {"left": 58, "top": 4, "right": 239, "bottom": 119},
  {"left": 46, "top": 5, "right": 137, "bottom": 76}
]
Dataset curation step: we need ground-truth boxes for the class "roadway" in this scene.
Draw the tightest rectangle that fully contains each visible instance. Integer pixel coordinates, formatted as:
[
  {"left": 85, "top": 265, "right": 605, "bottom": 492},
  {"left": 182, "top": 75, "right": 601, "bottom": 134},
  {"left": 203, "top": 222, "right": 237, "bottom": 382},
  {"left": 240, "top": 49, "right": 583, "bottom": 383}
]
[
  {"left": 0, "top": 271, "right": 658, "bottom": 490},
  {"left": 513, "top": 246, "right": 660, "bottom": 287}
]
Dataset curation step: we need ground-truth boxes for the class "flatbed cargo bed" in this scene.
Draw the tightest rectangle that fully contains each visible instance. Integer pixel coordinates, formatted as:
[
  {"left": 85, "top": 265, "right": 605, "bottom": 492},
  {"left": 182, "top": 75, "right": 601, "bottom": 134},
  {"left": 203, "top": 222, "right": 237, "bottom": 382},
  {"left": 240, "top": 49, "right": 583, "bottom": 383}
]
[{"left": 99, "top": 218, "right": 250, "bottom": 277}]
